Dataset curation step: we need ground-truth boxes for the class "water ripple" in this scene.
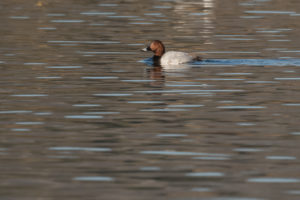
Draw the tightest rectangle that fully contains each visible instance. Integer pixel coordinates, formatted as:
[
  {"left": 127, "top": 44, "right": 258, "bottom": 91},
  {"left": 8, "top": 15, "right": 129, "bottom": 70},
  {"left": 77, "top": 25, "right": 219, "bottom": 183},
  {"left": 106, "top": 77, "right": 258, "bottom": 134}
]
[
  {"left": 274, "top": 77, "right": 300, "bottom": 80},
  {"left": 24, "top": 62, "right": 47, "bottom": 65},
  {"left": 49, "top": 147, "right": 111, "bottom": 152},
  {"left": 47, "top": 13, "right": 66, "bottom": 17},
  {"left": 78, "top": 51, "right": 136, "bottom": 55},
  {"left": 233, "top": 148, "right": 264, "bottom": 152},
  {"left": 140, "top": 150, "right": 228, "bottom": 157},
  {"left": 51, "top": 19, "right": 85, "bottom": 23},
  {"left": 36, "top": 76, "right": 62, "bottom": 79},
  {"left": 156, "top": 134, "right": 187, "bottom": 137},
  {"left": 193, "top": 156, "right": 230, "bottom": 160},
  {"left": 80, "top": 12, "right": 116, "bottom": 15},
  {"left": 218, "top": 106, "right": 266, "bottom": 109},
  {"left": 0, "top": 110, "right": 32, "bottom": 114},
  {"left": 186, "top": 172, "right": 225, "bottom": 177},
  {"left": 15, "top": 122, "right": 44, "bottom": 125},
  {"left": 266, "top": 156, "right": 296, "bottom": 160},
  {"left": 11, "top": 128, "right": 31, "bottom": 132},
  {"left": 38, "top": 27, "right": 56, "bottom": 30},
  {"left": 81, "top": 76, "right": 119, "bottom": 80},
  {"left": 64, "top": 115, "right": 103, "bottom": 119},
  {"left": 248, "top": 177, "right": 300, "bottom": 183},
  {"left": 128, "top": 101, "right": 163, "bottom": 104},
  {"left": 140, "top": 167, "right": 161, "bottom": 171},
  {"left": 98, "top": 4, "right": 118, "bottom": 7},
  {"left": 282, "top": 103, "right": 300, "bottom": 106},
  {"left": 46, "top": 66, "right": 82, "bottom": 69},
  {"left": 94, "top": 93, "right": 132, "bottom": 97},
  {"left": 140, "top": 108, "right": 188, "bottom": 112},
  {"left": 48, "top": 41, "right": 119, "bottom": 44},
  {"left": 83, "top": 112, "right": 120, "bottom": 115},
  {"left": 167, "top": 104, "right": 204, "bottom": 108},
  {"left": 136, "top": 89, "right": 244, "bottom": 94},
  {"left": 11, "top": 94, "right": 48, "bottom": 97},
  {"left": 73, "top": 176, "right": 114, "bottom": 181},
  {"left": 10, "top": 16, "right": 30, "bottom": 19},
  {"left": 72, "top": 104, "right": 101, "bottom": 107},
  {"left": 245, "top": 10, "right": 296, "bottom": 15}
]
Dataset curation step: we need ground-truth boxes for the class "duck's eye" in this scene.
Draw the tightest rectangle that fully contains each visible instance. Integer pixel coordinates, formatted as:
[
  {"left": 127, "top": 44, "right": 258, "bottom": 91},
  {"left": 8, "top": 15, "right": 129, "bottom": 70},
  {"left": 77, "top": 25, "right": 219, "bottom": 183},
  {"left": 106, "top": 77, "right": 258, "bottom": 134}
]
[{"left": 147, "top": 46, "right": 151, "bottom": 51}]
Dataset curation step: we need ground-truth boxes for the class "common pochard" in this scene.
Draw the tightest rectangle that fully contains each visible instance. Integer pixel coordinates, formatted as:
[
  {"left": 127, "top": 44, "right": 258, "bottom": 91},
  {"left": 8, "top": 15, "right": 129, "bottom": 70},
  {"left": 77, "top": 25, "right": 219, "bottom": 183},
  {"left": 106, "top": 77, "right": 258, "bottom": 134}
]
[{"left": 142, "top": 40, "right": 202, "bottom": 66}]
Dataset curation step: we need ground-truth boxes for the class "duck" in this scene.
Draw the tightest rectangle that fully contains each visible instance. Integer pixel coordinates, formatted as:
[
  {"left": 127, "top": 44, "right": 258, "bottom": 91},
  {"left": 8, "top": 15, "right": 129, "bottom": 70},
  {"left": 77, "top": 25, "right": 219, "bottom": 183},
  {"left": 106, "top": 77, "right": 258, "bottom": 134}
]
[{"left": 142, "top": 40, "right": 202, "bottom": 66}]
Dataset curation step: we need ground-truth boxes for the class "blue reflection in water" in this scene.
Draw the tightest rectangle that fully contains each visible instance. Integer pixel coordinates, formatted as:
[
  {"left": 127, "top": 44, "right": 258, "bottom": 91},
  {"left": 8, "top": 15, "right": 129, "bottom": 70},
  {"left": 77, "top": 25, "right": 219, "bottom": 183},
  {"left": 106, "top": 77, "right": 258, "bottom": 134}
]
[
  {"left": 198, "top": 59, "right": 300, "bottom": 66},
  {"left": 141, "top": 58, "right": 300, "bottom": 66}
]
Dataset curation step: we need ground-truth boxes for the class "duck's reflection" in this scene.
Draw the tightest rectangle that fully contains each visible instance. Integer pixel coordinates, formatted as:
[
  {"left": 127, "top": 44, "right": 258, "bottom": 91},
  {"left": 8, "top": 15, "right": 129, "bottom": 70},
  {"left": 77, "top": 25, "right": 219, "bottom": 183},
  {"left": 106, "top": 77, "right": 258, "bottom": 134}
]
[
  {"left": 145, "top": 63, "right": 193, "bottom": 88},
  {"left": 146, "top": 66, "right": 165, "bottom": 86}
]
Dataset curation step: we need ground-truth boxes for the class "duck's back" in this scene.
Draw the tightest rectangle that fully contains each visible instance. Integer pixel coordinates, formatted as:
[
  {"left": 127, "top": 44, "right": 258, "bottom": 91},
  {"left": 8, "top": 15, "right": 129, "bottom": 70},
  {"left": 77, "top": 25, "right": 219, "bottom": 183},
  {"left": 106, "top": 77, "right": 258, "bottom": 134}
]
[{"left": 160, "top": 51, "right": 193, "bottom": 65}]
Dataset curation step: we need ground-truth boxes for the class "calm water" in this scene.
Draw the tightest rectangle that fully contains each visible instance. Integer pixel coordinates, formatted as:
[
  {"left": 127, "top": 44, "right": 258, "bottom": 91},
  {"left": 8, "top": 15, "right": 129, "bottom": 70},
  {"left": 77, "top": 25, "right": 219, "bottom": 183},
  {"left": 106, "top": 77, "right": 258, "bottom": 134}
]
[{"left": 1, "top": 0, "right": 300, "bottom": 200}]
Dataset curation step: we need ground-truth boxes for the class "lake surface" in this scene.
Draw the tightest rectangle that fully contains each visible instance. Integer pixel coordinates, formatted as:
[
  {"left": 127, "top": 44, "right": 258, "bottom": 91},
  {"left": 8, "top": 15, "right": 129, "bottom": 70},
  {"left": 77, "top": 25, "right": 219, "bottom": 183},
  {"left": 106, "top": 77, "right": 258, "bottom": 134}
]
[{"left": 1, "top": 0, "right": 300, "bottom": 200}]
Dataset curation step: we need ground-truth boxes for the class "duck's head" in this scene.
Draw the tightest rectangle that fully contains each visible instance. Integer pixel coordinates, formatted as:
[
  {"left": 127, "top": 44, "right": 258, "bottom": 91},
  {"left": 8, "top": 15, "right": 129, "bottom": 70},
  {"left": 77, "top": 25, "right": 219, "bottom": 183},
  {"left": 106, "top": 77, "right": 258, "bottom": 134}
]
[{"left": 142, "top": 40, "right": 165, "bottom": 57}]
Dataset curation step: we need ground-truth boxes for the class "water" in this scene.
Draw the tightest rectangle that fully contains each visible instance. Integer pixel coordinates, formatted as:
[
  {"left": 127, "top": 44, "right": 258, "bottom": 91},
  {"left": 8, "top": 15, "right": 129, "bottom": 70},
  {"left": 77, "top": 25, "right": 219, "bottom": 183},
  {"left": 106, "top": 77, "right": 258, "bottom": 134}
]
[{"left": 1, "top": 0, "right": 300, "bottom": 200}]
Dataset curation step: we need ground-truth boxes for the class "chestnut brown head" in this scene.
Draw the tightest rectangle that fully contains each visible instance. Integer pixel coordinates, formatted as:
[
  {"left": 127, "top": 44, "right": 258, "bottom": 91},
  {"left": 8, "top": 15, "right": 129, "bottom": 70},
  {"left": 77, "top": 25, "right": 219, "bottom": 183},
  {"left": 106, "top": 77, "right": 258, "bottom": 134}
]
[{"left": 142, "top": 40, "right": 166, "bottom": 57}]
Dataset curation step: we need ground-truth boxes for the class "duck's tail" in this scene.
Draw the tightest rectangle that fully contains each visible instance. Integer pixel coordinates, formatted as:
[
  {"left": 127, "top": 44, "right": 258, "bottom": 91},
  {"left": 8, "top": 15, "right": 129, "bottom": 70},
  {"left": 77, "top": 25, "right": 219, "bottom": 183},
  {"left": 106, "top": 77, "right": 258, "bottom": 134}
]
[{"left": 193, "top": 56, "right": 202, "bottom": 62}]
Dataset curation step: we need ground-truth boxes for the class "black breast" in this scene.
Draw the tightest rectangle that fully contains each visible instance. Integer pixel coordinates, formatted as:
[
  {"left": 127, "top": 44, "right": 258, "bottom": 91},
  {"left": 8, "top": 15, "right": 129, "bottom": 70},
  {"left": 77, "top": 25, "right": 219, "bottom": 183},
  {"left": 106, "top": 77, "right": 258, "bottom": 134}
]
[{"left": 152, "top": 55, "right": 161, "bottom": 66}]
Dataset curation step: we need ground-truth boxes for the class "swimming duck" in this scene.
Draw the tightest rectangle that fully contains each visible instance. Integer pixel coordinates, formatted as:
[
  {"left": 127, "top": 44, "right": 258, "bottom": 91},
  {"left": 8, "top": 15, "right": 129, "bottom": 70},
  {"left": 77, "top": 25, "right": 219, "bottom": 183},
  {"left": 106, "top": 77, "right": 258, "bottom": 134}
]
[{"left": 142, "top": 40, "right": 201, "bottom": 66}]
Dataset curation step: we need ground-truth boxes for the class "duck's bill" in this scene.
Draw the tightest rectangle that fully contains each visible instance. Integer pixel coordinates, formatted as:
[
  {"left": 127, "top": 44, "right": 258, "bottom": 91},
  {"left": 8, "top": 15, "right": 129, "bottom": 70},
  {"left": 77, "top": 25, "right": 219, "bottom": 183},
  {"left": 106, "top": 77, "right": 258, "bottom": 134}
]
[{"left": 141, "top": 46, "right": 151, "bottom": 52}]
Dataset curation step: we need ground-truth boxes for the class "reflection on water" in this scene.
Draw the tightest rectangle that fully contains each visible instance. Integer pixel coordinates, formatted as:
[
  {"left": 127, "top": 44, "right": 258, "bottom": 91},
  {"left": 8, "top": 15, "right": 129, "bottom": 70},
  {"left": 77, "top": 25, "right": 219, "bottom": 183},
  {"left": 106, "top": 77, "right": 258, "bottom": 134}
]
[
  {"left": 186, "top": 172, "right": 225, "bottom": 177},
  {"left": 73, "top": 176, "right": 114, "bottom": 182},
  {"left": 248, "top": 178, "right": 300, "bottom": 183},
  {"left": 1, "top": 0, "right": 300, "bottom": 200}
]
